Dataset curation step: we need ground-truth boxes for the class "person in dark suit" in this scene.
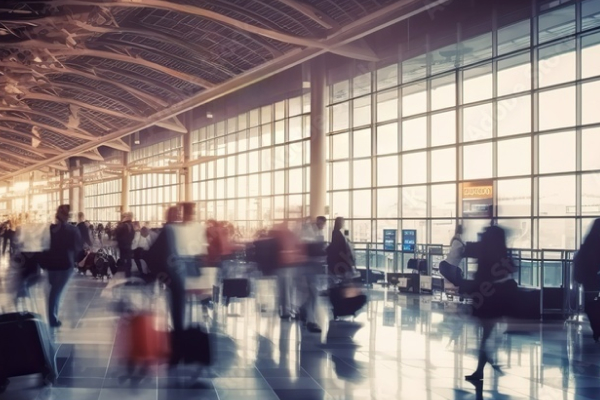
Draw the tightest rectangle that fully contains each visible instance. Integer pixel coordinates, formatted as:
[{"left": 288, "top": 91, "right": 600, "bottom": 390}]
[
  {"left": 40, "top": 205, "right": 83, "bottom": 328},
  {"left": 115, "top": 212, "right": 135, "bottom": 278},
  {"left": 76, "top": 212, "right": 92, "bottom": 249},
  {"left": 463, "top": 225, "right": 516, "bottom": 381},
  {"left": 327, "top": 217, "right": 355, "bottom": 278},
  {"left": 575, "top": 218, "right": 600, "bottom": 342}
]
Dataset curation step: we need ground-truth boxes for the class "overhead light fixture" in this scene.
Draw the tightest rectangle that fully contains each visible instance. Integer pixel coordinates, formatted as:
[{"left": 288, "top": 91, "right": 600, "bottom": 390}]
[
  {"left": 134, "top": 131, "right": 140, "bottom": 145},
  {"left": 206, "top": 111, "right": 213, "bottom": 119}
]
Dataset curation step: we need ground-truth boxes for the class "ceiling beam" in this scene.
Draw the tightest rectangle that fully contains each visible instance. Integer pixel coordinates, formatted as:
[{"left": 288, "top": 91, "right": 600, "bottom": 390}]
[
  {"left": 20, "top": 92, "right": 144, "bottom": 124},
  {"left": 104, "top": 138, "right": 130, "bottom": 152},
  {"left": 0, "top": 61, "right": 170, "bottom": 108},
  {"left": 1, "top": 0, "right": 451, "bottom": 180},
  {"left": 330, "top": 39, "right": 379, "bottom": 62},
  {"left": 272, "top": 0, "right": 339, "bottom": 30},
  {"left": 41, "top": 80, "right": 151, "bottom": 116},
  {"left": 0, "top": 135, "right": 53, "bottom": 157},
  {"left": 77, "top": 148, "right": 104, "bottom": 161},
  {"left": 0, "top": 158, "right": 22, "bottom": 171},
  {"left": 0, "top": 148, "right": 43, "bottom": 164},
  {"left": 155, "top": 116, "right": 188, "bottom": 134},
  {"left": 0, "top": 115, "right": 96, "bottom": 141},
  {"left": 43, "top": 0, "right": 326, "bottom": 47},
  {"left": 0, "top": 39, "right": 217, "bottom": 89},
  {"left": 52, "top": 48, "right": 216, "bottom": 89},
  {"left": 0, "top": 127, "right": 63, "bottom": 154}
]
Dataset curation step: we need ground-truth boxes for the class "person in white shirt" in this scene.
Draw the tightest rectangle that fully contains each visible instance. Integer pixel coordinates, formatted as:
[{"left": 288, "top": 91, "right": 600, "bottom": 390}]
[
  {"left": 439, "top": 225, "right": 465, "bottom": 286},
  {"left": 133, "top": 226, "right": 153, "bottom": 276}
]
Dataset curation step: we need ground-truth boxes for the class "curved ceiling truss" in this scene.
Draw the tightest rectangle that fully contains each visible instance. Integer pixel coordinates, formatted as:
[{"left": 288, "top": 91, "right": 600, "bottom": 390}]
[{"left": 0, "top": 0, "right": 448, "bottom": 179}]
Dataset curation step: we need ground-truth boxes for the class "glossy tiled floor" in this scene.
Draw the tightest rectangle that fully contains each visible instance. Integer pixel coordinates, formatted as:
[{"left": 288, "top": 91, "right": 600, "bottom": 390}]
[{"left": 1, "top": 262, "right": 599, "bottom": 400}]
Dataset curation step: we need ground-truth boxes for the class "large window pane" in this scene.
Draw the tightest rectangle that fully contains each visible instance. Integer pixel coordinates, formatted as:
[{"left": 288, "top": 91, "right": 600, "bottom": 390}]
[
  {"left": 582, "top": 173, "right": 600, "bottom": 215},
  {"left": 431, "top": 111, "right": 456, "bottom": 146},
  {"left": 431, "top": 148, "right": 456, "bottom": 182},
  {"left": 538, "top": 40, "right": 576, "bottom": 88},
  {"left": 332, "top": 102, "right": 349, "bottom": 131},
  {"left": 539, "top": 175, "right": 575, "bottom": 216},
  {"left": 582, "top": 128, "right": 600, "bottom": 170},
  {"left": 498, "top": 19, "right": 531, "bottom": 55},
  {"left": 377, "top": 188, "right": 398, "bottom": 218},
  {"left": 498, "top": 137, "right": 531, "bottom": 177},
  {"left": 353, "top": 95, "right": 371, "bottom": 127},
  {"left": 539, "top": 86, "right": 576, "bottom": 131},
  {"left": 402, "top": 186, "right": 426, "bottom": 217},
  {"left": 463, "top": 103, "right": 493, "bottom": 142},
  {"left": 332, "top": 191, "right": 349, "bottom": 218},
  {"left": 582, "top": 0, "right": 600, "bottom": 30},
  {"left": 463, "top": 143, "right": 492, "bottom": 180},
  {"left": 402, "top": 152, "right": 426, "bottom": 184},
  {"left": 498, "top": 178, "right": 531, "bottom": 217},
  {"left": 539, "top": 131, "right": 575, "bottom": 174},
  {"left": 377, "top": 64, "right": 398, "bottom": 91},
  {"left": 331, "top": 133, "right": 349, "bottom": 160},
  {"left": 332, "top": 161, "right": 349, "bottom": 190},
  {"left": 353, "top": 190, "right": 372, "bottom": 218},
  {"left": 352, "top": 220, "right": 372, "bottom": 243},
  {"left": 402, "top": 117, "right": 427, "bottom": 151},
  {"left": 463, "top": 64, "right": 493, "bottom": 104},
  {"left": 377, "top": 156, "right": 398, "bottom": 187},
  {"left": 377, "top": 89, "right": 398, "bottom": 122},
  {"left": 497, "top": 53, "right": 531, "bottom": 96},
  {"left": 538, "top": 5, "right": 576, "bottom": 44},
  {"left": 497, "top": 95, "right": 531, "bottom": 137},
  {"left": 499, "top": 219, "right": 532, "bottom": 249},
  {"left": 332, "top": 80, "right": 350, "bottom": 102},
  {"left": 539, "top": 219, "right": 575, "bottom": 249},
  {"left": 402, "top": 83, "right": 427, "bottom": 117},
  {"left": 431, "top": 74, "right": 456, "bottom": 111},
  {"left": 353, "top": 72, "right": 371, "bottom": 97},
  {"left": 582, "top": 80, "right": 600, "bottom": 125},
  {"left": 377, "top": 123, "right": 398, "bottom": 155},
  {"left": 431, "top": 184, "right": 456, "bottom": 217},
  {"left": 582, "top": 32, "right": 600, "bottom": 79},
  {"left": 274, "top": 171, "right": 285, "bottom": 195},
  {"left": 289, "top": 168, "right": 303, "bottom": 194},
  {"left": 353, "top": 159, "right": 371, "bottom": 188},
  {"left": 432, "top": 220, "right": 456, "bottom": 245},
  {"left": 289, "top": 116, "right": 302, "bottom": 141},
  {"left": 353, "top": 129, "right": 371, "bottom": 158}
]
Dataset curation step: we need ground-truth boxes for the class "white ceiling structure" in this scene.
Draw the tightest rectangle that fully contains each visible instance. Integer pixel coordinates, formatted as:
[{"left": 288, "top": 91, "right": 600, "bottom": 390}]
[{"left": 0, "top": 0, "right": 449, "bottom": 181}]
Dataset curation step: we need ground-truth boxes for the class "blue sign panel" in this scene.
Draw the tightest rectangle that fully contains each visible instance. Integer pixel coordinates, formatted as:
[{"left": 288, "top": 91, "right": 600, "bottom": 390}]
[
  {"left": 402, "top": 229, "right": 417, "bottom": 253},
  {"left": 383, "top": 229, "right": 397, "bottom": 251}
]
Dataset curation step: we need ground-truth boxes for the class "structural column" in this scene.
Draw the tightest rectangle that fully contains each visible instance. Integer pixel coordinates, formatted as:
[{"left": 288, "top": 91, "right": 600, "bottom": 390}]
[
  {"left": 182, "top": 112, "right": 193, "bottom": 203},
  {"left": 309, "top": 57, "right": 327, "bottom": 219},
  {"left": 121, "top": 151, "right": 129, "bottom": 213}
]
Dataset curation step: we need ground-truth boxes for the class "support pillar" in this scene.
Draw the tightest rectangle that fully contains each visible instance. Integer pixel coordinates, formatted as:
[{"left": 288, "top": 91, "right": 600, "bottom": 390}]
[
  {"left": 59, "top": 172, "right": 64, "bottom": 204},
  {"left": 121, "top": 151, "right": 129, "bottom": 213},
  {"left": 183, "top": 112, "right": 193, "bottom": 202},
  {"left": 78, "top": 164, "right": 84, "bottom": 216},
  {"left": 309, "top": 57, "right": 327, "bottom": 219}
]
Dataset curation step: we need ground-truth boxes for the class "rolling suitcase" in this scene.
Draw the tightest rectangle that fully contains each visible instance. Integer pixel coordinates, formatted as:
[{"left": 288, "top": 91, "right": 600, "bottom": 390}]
[
  {"left": 171, "top": 326, "right": 211, "bottom": 366},
  {"left": 329, "top": 285, "right": 367, "bottom": 319},
  {"left": 0, "top": 312, "right": 57, "bottom": 393}
]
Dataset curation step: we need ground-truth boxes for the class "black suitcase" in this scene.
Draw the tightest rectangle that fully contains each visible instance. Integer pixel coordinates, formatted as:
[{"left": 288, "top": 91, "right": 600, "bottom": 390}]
[
  {"left": 170, "top": 325, "right": 211, "bottom": 366},
  {"left": 222, "top": 279, "right": 250, "bottom": 300},
  {"left": 0, "top": 312, "right": 57, "bottom": 392},
  {"left": 329, "top": 286, "right": 367, "bottom": 319}
]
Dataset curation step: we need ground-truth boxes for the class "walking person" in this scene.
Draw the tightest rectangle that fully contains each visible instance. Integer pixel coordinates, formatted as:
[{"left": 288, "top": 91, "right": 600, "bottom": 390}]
[
  {"left": 327, "top": 217, "right": 355, "bottom": 279},
  {"left": 298, "top": 216, "right": 328, "bottom": 333},
  {"left": 39, "top": 205, "right": 83, "bottom": 328},
  {"left": 115, "top": 212, "right": 135, "bottom": 278},
  {"left": 574, "top": 218, "right": 600, "bottom": 342},
  {"left": 462, "top": 225, "right": 516, "bottom": 381},
  {"left": 439, "top": 225, "right": 466, "bottom": 287}
]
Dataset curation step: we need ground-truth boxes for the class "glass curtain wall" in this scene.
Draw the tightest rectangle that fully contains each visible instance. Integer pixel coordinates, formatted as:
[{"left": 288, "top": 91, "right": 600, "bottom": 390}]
[
  {"left": 192, "top": 93, "right": 311, "bottom": 239},
  {"left": 327, "top": 0, "right": 600, "bottom": 271},
  {"left": 128, "top": 137, "right": 182, "bottom": 224},
  {"left": 84, "top": 179, "right": 122, "bottom": 224}
]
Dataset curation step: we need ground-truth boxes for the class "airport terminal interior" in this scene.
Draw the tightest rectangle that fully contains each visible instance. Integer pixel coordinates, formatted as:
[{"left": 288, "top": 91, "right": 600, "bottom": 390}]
[{"left": 0, "top": 0, "right": 600, "bottom": 399}]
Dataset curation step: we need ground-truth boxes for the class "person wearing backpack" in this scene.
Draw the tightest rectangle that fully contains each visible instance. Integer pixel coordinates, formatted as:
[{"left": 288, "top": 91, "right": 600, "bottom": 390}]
[
  {"left": 39, "top": 205, "right": 83, "bottom": 328},
  {"left": 115, "top": 212, "right": 136, "bottom": 278},
  {"left": 574, "top": 218, "right": 600, "bottom": 342}
]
